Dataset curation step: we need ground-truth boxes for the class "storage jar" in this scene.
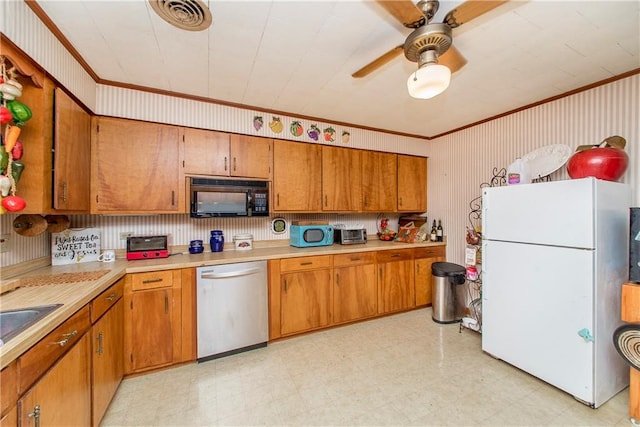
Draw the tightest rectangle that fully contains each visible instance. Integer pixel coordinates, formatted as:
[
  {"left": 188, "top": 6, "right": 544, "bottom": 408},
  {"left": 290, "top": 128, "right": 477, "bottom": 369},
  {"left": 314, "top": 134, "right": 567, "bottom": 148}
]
[
  {"left": 233, "top": 234, "right": 253, "bottom": 250},
  {"left": 210, "top": 230, "right": 224, "bottom": 252}
]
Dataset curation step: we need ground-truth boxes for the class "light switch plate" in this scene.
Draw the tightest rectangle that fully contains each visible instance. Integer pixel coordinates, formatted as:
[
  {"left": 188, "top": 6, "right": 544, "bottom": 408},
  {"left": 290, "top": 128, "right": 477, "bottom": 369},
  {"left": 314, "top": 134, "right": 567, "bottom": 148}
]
[{"left": 0, "top": 234, "right": 11, "bottom": 253}]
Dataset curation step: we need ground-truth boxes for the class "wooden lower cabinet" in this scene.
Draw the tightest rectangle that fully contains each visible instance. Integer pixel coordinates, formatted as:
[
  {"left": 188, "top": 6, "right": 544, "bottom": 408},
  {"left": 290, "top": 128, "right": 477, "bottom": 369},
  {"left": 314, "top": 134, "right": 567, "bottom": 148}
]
[
  {"left": 280, "top": 268, "right": 332, "bottom": 336},
  {"left": 269, "top": 256, "right": 333, "bottom": 338},
  {"left": 19, "top": 333, "right": 91, "bottom": 427},
  {"left": 124, "top": 270, "right": 187, "bottom": 374},
  {"left": 333, "top": 253, "right": 377, "bottom": 324},
  {"left": 0, "top": 362, "right": 17, "bottom": 427},
  {"left": 377, "top": 250, "right": 415, "bottom": 315},
  {"left": 0, "top": 406, "right": 16, "bottom": 427},
  {"left": 414, "top": 246, "right": 446, "bottom": 306},
  {"left": 270, "top": 247, "right": 444, "bottom": 339},
  {"left": 91, "top": 298, "right": 124, "bottom": 426}
]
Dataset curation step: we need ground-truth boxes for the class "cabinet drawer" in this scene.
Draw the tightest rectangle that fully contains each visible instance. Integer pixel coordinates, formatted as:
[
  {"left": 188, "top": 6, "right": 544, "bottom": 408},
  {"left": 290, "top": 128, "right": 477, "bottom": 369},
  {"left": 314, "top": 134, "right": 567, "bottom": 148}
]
[
  {"left": 333, "top": 252, "right": 376, "bottom": 267},
  {"left": 376, "top": 249, "right": 413, "bottom": 263},
  {"left": 18, "top": 305, "right": 90, "bottom": 394},
  {"left": 413, "top": 246, "right": 445, "bottom": 259},
  {"left": 131, "top": 270, "right": 173, "bottom": 291},
  {"left": 91, "top": 278, "right": 124, "bottom": 323},
  {"left": 280, "top": 255, "right": 332, "bottom": 272},
  {"left": 0, "top": 362, "right": 17, "bottom": 417}
]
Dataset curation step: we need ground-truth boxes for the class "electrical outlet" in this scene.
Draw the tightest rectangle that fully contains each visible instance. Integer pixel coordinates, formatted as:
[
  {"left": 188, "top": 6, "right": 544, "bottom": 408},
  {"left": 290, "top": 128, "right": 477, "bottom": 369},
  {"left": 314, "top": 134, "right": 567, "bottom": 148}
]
[
  {"left": 0, "top": 234, "right": 11, "bottom": 253},
  {"left": 119, "top": 232, "right": 134, "bottom": 240}
]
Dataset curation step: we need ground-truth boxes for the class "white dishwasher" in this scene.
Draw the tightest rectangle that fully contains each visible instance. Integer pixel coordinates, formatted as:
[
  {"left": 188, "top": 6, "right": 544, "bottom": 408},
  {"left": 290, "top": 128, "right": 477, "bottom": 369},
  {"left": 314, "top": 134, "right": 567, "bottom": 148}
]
[{"left": 196, "top": 261, "right": 268, "bottom": 361}]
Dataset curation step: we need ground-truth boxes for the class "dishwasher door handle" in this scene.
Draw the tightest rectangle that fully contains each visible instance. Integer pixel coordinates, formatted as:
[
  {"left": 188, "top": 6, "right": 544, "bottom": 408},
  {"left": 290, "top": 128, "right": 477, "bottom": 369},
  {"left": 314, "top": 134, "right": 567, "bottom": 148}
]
[{"left": 199, "top": 268, "right": 263, "bottom": 280}]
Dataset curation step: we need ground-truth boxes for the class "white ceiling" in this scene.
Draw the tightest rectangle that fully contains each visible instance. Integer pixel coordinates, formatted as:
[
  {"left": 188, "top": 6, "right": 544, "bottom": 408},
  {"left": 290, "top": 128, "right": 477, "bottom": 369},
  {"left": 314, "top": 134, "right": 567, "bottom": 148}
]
[{"left": 36, "top": 0, "right": 639, "bottom": 137}]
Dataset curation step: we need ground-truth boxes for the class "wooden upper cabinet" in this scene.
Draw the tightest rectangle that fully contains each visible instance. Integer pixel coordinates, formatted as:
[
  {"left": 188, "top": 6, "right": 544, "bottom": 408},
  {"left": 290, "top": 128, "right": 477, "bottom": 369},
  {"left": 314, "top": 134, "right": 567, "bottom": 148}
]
[
  {"left": 322, "top": 146, "right": 362, "bottom": 211},
  {"left": 182, "top": 131, "right": 271, "bottom": 179},
  {"left": 272, "top": 140, "right": 322, "bottom": 212},
  {"left": 92, "top": 117, "right": 182, "bottom": 213},
  {"left": 397, "top": 155, "right": 427, "bottom": 212},
  {"left": 362, "top": 151, "right": 397, "bottom": 212},
  {"left": 229, "top": 134, "right": 272, "bottom": 179},
  {"left": 182, "top": 128, "right": 229, "bottom": 176},
  {"left": 53, "top": 88, "right": 91, "bottom": 211}
]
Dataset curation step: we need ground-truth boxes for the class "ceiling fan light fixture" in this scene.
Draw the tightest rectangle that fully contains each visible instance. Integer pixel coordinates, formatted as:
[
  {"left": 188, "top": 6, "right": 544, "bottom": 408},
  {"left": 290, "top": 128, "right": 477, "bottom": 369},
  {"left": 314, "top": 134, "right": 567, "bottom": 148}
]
[{"left": 407, "top": 63, "right": 451, "bottom": 99}]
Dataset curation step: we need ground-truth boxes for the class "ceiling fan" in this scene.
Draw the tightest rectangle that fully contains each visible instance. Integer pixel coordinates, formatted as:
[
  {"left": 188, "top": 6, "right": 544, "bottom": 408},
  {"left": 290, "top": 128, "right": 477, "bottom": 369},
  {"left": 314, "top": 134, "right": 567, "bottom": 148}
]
[{"left": 353, "top": 0, "right": 508, "bottom": 99}]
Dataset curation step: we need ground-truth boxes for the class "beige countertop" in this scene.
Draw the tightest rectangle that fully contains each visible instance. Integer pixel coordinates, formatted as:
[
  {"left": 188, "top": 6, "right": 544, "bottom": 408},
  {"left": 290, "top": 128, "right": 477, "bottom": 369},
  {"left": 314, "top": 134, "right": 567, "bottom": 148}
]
[{"left": 0, "top": 240, "right": 445, "bottom": 369}]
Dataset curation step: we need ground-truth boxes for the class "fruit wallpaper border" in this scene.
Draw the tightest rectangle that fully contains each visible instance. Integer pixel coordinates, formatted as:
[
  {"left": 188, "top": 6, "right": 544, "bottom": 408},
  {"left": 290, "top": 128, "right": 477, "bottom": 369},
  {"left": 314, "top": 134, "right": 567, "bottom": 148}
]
[{"left": 253, "top": 115, "right": 350, "bottom": 144}]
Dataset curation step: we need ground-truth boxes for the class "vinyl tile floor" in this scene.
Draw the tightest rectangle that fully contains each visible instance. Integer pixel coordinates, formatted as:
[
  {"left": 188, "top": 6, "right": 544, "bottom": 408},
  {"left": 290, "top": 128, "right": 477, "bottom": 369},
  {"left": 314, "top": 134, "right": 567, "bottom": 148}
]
[{"left": 101, "top": 309, "right": 633, "bottom": 426}]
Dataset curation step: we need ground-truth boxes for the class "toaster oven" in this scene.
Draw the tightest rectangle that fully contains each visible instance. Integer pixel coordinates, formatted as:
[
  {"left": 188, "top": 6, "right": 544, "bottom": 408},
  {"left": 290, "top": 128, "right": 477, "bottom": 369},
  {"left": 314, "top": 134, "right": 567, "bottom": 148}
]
[{"left": 334, "top": 228, "right": 367, "bottom": 245}]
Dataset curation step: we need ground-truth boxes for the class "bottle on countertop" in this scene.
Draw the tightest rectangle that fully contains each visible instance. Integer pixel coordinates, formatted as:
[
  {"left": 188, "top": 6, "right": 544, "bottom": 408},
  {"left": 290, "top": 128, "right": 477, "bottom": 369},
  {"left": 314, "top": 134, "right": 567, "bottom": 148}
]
[
  {"left": 436, "top": 220, "right": 443, "bottom": 242},
  {"left": 430, "top": 220, "right": 438, "bottom": 242}
]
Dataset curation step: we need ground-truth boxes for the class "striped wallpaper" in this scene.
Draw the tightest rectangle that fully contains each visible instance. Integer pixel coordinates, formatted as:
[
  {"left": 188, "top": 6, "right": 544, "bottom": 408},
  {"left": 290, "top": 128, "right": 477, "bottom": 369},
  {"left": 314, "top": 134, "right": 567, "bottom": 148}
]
[
  {"left": 95, "top": 85, "right": 429, "bottom": 156},
  {"left": 428, "top": 74, "right": 639, "bottom": 269}
]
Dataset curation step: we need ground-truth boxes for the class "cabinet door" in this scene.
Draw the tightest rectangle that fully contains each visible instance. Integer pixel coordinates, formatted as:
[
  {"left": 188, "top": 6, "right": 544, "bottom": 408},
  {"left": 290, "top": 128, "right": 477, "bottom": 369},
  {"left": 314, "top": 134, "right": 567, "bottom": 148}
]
[
  {"left": 362, "top": 151, "right": 397, "bottom": 212},
  {"left": 93, "top": 117, "right": 180, "bottom": 213},
  {"left": 1, "top": 362, "right": 17, "bottom": 420},
  {"left": 92, "top": 299, "right": 124, "bottom": 427},
  {"left": 183, "top": 128, "right": 229, "bottom": 176},
  {"left": 397, "top": 155, "right": 427, "bottom": 212},
  {"left": 378, "top": 257, "right": 415, "bottom": 314},
  {"left": 229, "top": 134, "right": 272, "bottom": 179},
  {"left": 53, "top": 88, "right": 91, "bottom": 211},
  {"left": 322, "top": 146, "right": 362, "bottom": 211},
  {"left": 129, "top": 288, "right": 175, "bottom": 372},
  {"left": 334, "top": 263, "right": 377, "bottom": 323},
  {"left": 0, "top": 406, "right": 16, "bottom": 427},
  {"left": 415, "top": 254, "right": 445, "bottom": 306},
  {"left": 280, "top": 269, "right": 331, "bottom": 336},
  {"left": 273, "top": 140, "right": 322, "bottom": 211},
  {"left": 19, "top": 334, "right": 91, "bottom": 427}
]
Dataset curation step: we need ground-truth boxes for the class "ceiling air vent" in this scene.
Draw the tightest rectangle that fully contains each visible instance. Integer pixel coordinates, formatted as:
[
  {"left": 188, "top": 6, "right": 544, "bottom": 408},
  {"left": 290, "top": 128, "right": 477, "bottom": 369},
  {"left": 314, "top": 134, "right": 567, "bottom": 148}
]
[{"left": 149, "top": 0, "right": 212, "bottom": 31}]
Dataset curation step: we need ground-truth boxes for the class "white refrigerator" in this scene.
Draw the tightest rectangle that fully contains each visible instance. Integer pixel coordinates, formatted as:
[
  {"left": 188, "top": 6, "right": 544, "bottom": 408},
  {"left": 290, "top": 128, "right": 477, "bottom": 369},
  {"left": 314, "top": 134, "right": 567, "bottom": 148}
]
[{"left": 481, "top": 177, "right": 630, "bottom": 408}]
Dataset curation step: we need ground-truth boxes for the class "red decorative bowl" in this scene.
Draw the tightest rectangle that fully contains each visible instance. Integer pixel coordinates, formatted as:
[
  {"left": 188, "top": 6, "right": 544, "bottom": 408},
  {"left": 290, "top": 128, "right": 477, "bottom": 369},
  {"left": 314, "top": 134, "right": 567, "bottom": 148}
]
[{"left": 567, "top": 147, "right": 628, "bottom": 182}]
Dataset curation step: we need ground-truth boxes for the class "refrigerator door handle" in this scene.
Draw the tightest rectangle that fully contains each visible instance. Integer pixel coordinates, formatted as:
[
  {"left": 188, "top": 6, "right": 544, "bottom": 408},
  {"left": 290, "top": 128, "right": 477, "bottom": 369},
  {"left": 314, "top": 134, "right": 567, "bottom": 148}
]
[{"left": 577, "top": 328, "right": 594, "bottom": 343}]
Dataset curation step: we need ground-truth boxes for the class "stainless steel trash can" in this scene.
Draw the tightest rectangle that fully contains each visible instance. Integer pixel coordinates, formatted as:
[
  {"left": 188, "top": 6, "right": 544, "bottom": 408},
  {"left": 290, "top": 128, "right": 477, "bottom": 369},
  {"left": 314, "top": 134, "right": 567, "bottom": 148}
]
[{"left": 431, "top": 262, "right": 466, "bottom": 324}]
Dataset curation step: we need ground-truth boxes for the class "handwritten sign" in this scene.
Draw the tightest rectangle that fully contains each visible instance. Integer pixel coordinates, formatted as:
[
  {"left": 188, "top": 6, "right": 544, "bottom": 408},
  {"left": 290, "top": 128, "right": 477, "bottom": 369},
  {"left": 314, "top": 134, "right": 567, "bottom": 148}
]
[{"left": 51, "top": 228, "right": 101, "bottom": 266}]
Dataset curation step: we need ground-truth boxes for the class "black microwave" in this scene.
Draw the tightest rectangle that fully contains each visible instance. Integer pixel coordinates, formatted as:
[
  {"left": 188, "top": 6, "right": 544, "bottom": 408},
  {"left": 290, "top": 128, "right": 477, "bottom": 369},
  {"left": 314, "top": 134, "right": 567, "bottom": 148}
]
[{"left": 189, "top": 177, "right": 269, "bottom": 218}]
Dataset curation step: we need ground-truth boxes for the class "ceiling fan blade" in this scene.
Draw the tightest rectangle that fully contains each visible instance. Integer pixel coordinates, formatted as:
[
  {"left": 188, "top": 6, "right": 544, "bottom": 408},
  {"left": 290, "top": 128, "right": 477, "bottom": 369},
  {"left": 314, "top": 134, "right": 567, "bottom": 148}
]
[
  {"left": 352, "top": 45, "right": 404, "bottom": 78},
  {"left": 439, "top": 45, "right": 467, "bottom": 73},
  {"left": 376, "top": 0, "right": 426, "bottom": 28},
  {"left": 444, "top": 1, "right": 508, "bottom": 28}
]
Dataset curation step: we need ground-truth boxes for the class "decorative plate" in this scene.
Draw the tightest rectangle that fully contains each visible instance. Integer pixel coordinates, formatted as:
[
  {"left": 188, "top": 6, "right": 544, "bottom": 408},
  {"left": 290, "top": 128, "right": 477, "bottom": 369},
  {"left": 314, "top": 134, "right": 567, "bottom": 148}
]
[
  {"left": 522, "top": 144, "right": 572, "bottom": 179},
  {"left": 271, "top": 217, "right": 287, "bottom": 234}
]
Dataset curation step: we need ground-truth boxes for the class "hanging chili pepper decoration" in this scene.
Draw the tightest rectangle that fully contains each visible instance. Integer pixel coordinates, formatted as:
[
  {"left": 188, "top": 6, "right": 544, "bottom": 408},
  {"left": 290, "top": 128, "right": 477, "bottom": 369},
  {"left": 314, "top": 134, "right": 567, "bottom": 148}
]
[{"left": 0, "top": 54, "right": 31, "bottom": 214}]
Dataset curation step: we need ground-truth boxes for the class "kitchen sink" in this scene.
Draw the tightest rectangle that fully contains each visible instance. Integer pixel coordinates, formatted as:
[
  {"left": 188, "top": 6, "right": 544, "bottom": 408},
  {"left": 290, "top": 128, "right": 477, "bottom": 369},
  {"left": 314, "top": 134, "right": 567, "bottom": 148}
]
[{"left": 0, "top": 304, "right": 63, "bottom": 346}]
